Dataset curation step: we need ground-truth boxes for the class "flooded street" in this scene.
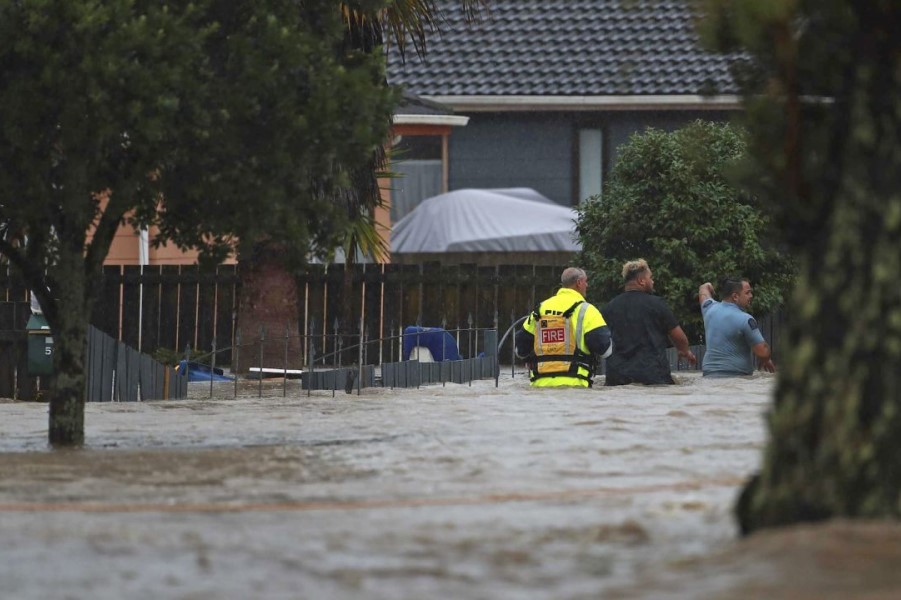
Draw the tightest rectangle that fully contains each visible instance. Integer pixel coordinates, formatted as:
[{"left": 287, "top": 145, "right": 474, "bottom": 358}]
[{"left": 2, "top": 371, "right": 899, "bottom": 599}]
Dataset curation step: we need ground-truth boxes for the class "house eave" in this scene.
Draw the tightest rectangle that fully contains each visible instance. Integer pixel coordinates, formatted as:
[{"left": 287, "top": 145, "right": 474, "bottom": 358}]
[
  {"left": 392, "top": 114, "right": 470, "bottom": 126},
  {"left": 421, "top": 95, "right": 743, "bottom": 112}
]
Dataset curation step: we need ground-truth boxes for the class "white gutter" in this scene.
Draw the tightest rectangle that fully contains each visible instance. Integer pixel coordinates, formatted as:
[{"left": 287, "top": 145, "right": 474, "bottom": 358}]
[
  {"left": 422, "top": 95, "right": 743, "bottom": 112},
  {"left": 392, "top": 114, "right": 470, "bottom": 126},
  {"left": 138, "top": 228, "right": 149, "bottom": 352},
  {"left": 138, "top": 228, "right": 150, "bottom": 266}
]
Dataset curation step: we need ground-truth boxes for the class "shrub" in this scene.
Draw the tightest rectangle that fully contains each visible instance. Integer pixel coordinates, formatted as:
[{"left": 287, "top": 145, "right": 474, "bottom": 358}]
[{"left": 576, "top": 120, "right": 794, "bottom": 342}]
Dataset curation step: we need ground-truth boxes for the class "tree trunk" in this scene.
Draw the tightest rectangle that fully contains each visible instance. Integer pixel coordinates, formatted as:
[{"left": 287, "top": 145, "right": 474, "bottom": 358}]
[
  {"left": 737, "top": 63, "right": 901, "bottom": 532},
  {"left": 234, "top": 243, "right": 300, "bottom": 373},
  {"left": 47, "top": 260, "right": 90, "bottom": 447}
]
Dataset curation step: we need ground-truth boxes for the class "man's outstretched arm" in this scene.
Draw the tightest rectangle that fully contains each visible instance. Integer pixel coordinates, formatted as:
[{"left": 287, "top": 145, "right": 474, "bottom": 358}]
[{"left": 698, "top": 282, "right": 715, "bottom": 308}]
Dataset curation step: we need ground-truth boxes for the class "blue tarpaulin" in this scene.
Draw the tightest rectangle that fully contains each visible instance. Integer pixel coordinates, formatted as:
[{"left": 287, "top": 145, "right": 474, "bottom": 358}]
[
  {"left": 402, "top": 327, "right": 462, "bottom": 361},
  {"left": 177, "top": 360, "right": 234, "bottom": 382}
]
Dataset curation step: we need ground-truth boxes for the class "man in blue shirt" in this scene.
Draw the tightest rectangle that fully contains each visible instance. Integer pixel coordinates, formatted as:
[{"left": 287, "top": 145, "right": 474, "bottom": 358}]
[{"left": 698, "top": 278, "right": 775, "bottom": 376}]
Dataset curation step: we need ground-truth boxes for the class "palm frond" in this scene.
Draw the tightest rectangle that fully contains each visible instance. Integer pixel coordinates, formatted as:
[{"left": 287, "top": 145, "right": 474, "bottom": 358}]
[{"left": 341, "top": 0, "right": 488, "bottom": 61}]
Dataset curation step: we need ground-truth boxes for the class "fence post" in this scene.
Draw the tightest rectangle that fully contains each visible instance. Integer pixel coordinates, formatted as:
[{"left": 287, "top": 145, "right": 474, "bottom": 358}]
[
  {"left": 284, "top": 324, "right": 289, "bottom": 398},
  {"left": 510, "top": 308, "right": 516, "bottom": 378},
  {"left": 306, "top": 318, "right": 314, "bottom": 371},
  {"left": 209, "top": 338, "right": 216, "bottom": 398},
  {"left": 415, "top": 317, "right": 421, "bottom": 390},
  {"left": 307, "top": 318, "right": 315, "bottom": 397},
  {"left": 234, "top": 330, "right": 240, "bottom": 399},
  {"left": 333, "top": 317, "right": 340, "bottom": 368},
  {"left": 468, "top": 313, "right": 474, "bottom": 387},
  {"left": 184, "top": 343, "right": 191, "bottom": 387},
  {"left": 483, "top": 329, "right": 498, "bottom": 387},
  {"left": 258, "top": 326, "right": 265, "bottom": 398},
  {"left": 357, "top": 314, "right": 364, "bottom": 395},
  {"left": 440, "top": 317, "right": 448, "bottom": 387},
  {"left": 308, "top": 342, "right": 314, "bottom": 397}
]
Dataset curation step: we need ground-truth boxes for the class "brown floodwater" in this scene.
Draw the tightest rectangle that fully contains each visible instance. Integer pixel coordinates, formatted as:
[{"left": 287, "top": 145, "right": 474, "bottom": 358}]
[{"left": 1, "top": 372, "right": 898, "bottom": 599}]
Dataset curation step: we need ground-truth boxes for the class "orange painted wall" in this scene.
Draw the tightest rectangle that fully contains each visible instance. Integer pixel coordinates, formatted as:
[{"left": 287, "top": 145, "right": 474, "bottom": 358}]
[
  {"left": 105, "top": 224, "right": 236, "bottom": 265},
  {"left": 101, "top": 123, "right": 448, "bottom": 266}
]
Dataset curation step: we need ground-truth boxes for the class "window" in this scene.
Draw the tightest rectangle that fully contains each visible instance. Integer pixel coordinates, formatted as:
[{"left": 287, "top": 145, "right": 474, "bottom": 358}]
[
  {"left": 390, "top": 135, "right": 443, "bottom": 222},
  {"left": 578, "top": 128, "right": 604, "bottom": 203}
]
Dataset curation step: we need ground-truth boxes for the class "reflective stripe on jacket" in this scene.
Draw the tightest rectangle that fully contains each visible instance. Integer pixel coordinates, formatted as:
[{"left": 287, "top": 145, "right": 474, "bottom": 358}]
[{"left": 522, "top": 288, "right": 607, "bottom": 387}]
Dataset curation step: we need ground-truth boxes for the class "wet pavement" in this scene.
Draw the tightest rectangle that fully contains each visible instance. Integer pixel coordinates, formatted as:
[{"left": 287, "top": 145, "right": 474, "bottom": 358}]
[{"left": 1, "top": 371, "right": 898, "bottom": 599}]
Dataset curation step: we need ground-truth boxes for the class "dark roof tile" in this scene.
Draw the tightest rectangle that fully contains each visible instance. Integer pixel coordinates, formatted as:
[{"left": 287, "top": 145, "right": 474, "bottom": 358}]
[{"left": 387, "top": 0, "right": 737, "bottom": 97}]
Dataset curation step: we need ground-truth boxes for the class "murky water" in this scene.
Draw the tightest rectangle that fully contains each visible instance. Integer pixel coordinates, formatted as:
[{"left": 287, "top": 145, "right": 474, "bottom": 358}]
[{"left": 1, "top": 371, "right": 898, "bottom": 599}]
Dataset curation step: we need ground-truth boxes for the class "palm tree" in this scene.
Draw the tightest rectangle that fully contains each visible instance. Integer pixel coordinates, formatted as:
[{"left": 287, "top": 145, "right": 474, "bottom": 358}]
[
  {"left": 237, "top": 2, "right": 488, "bottom": 369},
  {"left": 329, "top": 1, "right": 488, "bottom": 359},
  {"left": 334, "top": 0, "right": 489, "bottom": 263}
]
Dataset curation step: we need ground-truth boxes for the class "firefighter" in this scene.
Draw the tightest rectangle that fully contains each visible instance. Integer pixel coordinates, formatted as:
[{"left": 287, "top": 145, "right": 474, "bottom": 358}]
[{"left": 515, "top": 267, "right": 612, "bottom": 387}]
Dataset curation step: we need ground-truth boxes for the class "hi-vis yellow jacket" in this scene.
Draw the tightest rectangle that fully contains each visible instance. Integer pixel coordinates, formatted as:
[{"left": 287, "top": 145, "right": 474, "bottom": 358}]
[{"left": 519, "top": 287, "right": 610, "bottom": 387}]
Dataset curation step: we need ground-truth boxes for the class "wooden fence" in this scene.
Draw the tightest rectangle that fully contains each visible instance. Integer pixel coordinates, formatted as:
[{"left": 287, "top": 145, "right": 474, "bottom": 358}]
[
  {"left": 91, "top": 264, "right": 240, "bottom": 362},
  {"left": 0, "top": 300, "right": 36, "bottom": 398},
  {"left": 91, "top": 263, "right": 567, "bottom": 369},
  {"left": 2, "top": 263, "right": 787, "bottom": 377},
  {"left": 246, "top": 263, "right": 569, "bottom": 370}
]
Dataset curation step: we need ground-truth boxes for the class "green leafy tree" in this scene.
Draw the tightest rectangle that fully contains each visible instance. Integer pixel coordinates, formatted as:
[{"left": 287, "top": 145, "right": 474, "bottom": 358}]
[
  {"left": 0, "top": 0, "right": 395, "bottom": 446},
  {"left": 699, "top": 0, "right": 901, "bottom": 533},
  {"left": 576, "top": 120, "right": 794, "bottom": 342}
]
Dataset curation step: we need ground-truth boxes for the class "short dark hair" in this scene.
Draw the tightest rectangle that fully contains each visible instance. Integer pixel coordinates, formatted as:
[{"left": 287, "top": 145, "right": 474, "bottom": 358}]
[{"left": 720, "top": 276, "right": 748, "bottom": 297}]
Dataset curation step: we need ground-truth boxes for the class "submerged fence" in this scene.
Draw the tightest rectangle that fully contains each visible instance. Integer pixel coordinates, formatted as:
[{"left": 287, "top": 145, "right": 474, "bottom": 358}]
[
  {"left": 0, "top": 318, "right": 185, "bottom": 401},
  {"left": 1, "top": 262, "right": 787, "bottom": 398},
  {"left": 184, "top": 325, "right": 501, "bottom": 397},
  {"left": 86, "top": 326, "right": 186, "bottom": 402},
  {"left": 2, "top": 263, "right": 565, "bottom": 367}
]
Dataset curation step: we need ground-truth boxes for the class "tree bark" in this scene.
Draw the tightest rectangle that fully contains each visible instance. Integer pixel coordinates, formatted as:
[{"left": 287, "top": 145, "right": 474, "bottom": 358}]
[
  {"left": 737, "top": 33, "right": 901, "bottom": 531},
  {"left": 47, "top": 253, "right": 90, "bottom": 448},
  {"left": 738, "top": 200, "right": 901, "bottom": 532},
  {"left": 234, "top": 243, "right": 300, "bottom": 372}
]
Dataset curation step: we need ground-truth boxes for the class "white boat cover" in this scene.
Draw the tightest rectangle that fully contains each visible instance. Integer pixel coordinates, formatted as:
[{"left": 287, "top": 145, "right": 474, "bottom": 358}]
[{"left": 391, "top": 188, "right": 581, "bottom": 254}]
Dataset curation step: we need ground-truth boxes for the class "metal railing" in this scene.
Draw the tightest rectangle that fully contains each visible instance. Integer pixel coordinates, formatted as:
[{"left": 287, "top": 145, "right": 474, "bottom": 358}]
[{"left": 179, "top": 319, "right": 501, "bottom": 398}]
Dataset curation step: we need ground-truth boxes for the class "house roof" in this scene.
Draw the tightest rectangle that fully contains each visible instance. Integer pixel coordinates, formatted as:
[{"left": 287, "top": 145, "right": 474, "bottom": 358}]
[
  {"left": 386, "top": 0, "right": 738, "bottom": 109},
  {"left": 395, "top": 90, "right": 455, "bottom": 116},
  {"left": 392, "top": 90, "right": 469, "bottom": 126}
]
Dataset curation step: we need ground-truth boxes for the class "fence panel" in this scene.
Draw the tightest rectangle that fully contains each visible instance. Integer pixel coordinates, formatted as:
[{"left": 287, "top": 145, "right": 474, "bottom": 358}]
[
  {"left": 0, "top": 264, "right": 788, "bottom": 383},
  {"left": 215, "top": 266, "right": 237, "bottom": 366},
  {"left": 92, "top": 265, "right": 122, "bottom": 339},
  {"left": 87, "top": 321, "right": 116, "bottom": 401},
  {"left": 301, "top": 265, "right": 326, "bottom": 368},
  {"left": 86, "top": 326, "right": 182, "bottom": 402},
  {"left": 177, "top": 265, "right": 199, "bottom": 353},
  {"left": 158, "top": 265, "right": 182, "bottom": 352},
  {"left": 196, "top": 271, "right": 217, "bottom": 356},
  {"left": 139, "top": 266, "right": 163, "bottom": 354},
  {"left": 0, "top": 331, "right": 28, "bottom": 398},
  {"left": 360, "top": 264, "right": 381, "bottom": 367},
  {"left": 121, "top": 266, "right": 142, "bottom": 349}
]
